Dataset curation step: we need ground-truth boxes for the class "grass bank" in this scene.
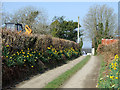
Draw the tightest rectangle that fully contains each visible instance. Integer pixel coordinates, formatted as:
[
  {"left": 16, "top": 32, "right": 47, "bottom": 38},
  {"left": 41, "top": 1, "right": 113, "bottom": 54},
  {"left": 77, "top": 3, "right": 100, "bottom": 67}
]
[
  {"left": 96, "top": 55, "right": 119, "bottom": 88},
  {"left": 44, "top": 55, "right": 91, "bottom": 89}
]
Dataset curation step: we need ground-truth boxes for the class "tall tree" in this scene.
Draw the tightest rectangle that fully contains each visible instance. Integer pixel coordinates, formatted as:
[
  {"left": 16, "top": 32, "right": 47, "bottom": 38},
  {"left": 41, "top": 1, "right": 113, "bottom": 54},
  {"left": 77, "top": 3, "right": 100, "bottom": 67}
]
[
  {"left": 83, "top": 4, "right": 117, "bottom": 52},
  {"left": 50, "top": 16, "right": 82, "bottom": 42}
]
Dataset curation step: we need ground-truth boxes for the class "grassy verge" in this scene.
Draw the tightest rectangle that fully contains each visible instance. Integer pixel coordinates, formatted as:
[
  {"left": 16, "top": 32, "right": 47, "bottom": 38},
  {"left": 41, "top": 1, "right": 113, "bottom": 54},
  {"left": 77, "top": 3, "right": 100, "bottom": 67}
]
[
  {"left": 96, "top": 55, "right": 119, "bottom": 88},
  {"left": 96, "top": 56, "right": 107, "bottom": 87},
  {"left": 44, "top": 55, "right": 91, "bottom": 89}
]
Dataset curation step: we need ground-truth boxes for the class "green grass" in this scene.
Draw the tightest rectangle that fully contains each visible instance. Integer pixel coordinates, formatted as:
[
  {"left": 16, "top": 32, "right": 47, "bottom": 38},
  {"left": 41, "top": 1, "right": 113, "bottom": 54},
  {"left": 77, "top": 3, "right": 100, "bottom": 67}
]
[
  {"left": 97, "top": 55, "right": 119, "bottom": 88},
  {"left": 98, "top": 57, "right": 106, "bottom": 80},
  {"left": 44, "top": 55, "right": 91, "bottom": 89}
]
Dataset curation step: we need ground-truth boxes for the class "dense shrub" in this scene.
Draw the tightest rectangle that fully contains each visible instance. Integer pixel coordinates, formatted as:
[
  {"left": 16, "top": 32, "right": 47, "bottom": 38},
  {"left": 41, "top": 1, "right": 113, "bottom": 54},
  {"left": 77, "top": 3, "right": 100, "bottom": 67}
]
[
  {"left": 2, "top": 30, "right": 82, "bottom": 88},
  {"left": 97, "top": 41, "right": 118, "bottom": 65}
]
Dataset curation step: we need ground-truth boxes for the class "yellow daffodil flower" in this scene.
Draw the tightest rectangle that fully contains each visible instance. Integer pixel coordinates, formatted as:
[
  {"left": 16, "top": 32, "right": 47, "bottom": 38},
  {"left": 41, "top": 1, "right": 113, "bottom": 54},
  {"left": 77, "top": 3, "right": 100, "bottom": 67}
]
[
  {"left": 60, "top": 50, "right": 62, "bottom": 53},
  {"left": 112, "top": 66, "right": 114, "bottom": 68},
  {"left": 116, "top": 77, "right": 118, "bottom": 79},
  {"left": 114, "top": 67, "right": 117, "bottom": 70},
  {"left": 6, "top": 45, "right": 9, "bottom": 47},
  {"left": 115, "top": 54, "right": 118, "bottom": 59},
  {"left": 110, "top": 76, "right": 114, "bottom": 79},
  {"left": 48, "top": 47, "right": 50, "bottom": 49},
  {"left": 111, "top": 63, "right": 113, "bottom": 65}
]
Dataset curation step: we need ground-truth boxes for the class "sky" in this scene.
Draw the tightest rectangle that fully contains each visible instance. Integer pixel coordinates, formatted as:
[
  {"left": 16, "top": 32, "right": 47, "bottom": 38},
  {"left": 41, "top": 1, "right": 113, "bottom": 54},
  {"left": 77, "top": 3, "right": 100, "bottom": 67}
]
[{"left": 2, "top": 2, "right": 118, "bottom": 48}]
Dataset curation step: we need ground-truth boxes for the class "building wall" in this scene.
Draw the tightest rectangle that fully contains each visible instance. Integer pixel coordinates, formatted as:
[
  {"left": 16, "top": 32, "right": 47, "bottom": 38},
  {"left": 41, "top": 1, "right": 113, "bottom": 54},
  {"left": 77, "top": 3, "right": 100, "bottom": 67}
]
[{"left": 81, "top": 48, "right": 92, "bottom": 53}]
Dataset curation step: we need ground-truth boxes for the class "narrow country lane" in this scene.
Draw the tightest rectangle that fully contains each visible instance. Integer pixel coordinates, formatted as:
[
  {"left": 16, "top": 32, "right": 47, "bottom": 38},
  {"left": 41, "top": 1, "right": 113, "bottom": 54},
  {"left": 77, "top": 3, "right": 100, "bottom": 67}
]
[
  {"left": 61, "top": 56, "right": 101, "bottom": 88},
  {"left": 16, "top": 56, "right": 86, "bottom": 88}
]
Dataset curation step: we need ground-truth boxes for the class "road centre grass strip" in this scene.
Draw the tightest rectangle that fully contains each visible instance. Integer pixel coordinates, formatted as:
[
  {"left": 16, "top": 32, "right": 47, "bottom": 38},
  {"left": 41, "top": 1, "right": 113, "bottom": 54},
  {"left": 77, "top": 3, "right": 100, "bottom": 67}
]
[{"left": 44, "top": 55, "right": 91, "bottom": 89}]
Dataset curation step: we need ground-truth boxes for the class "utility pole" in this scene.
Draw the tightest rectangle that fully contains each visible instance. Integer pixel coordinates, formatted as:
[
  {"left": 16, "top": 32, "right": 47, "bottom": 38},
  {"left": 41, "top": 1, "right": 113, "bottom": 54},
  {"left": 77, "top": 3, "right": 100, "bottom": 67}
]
[{"left": 77, "top": 16, "right": 80, "bottom": 43}]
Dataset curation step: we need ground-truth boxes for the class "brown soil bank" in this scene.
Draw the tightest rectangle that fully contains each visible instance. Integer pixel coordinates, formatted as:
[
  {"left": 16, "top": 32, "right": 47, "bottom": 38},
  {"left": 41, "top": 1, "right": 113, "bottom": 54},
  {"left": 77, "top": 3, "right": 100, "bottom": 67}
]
[{"left": 97, "top": 41, "right": 119, "bottom": 65}]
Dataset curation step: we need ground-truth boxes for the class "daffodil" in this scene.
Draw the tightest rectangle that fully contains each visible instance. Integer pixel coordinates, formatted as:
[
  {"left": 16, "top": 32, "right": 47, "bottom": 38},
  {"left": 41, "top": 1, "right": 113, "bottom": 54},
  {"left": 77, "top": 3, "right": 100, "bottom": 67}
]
[
  {"left": 114, "top": 67, "right": 117, "bottom": 70},
  {"left": 111, "top": 63, "right": 113, "bottom": 65},
  {"left": 110, "top": 76, "right": 114, "bottom": 79},
  {"left": 115, "top": 54, "right": 118, "bottom": 59},
  {"left": 112, "top": 66, "right": 114, "bottom": 68},
  {"left": 6, "top": 45, "right": 9, "bottom": 47},
  {"left": 55, "top": 50, "right": 57, "bottom": 53},
  {"left": 114, "top": 62, "right": 117, "bottom": 66},
  {"left": 116, "top": 77, "right": 118, "bottom": 79},
  {"left": 48, "top": 47, "right": 50, "bottom": 49}
]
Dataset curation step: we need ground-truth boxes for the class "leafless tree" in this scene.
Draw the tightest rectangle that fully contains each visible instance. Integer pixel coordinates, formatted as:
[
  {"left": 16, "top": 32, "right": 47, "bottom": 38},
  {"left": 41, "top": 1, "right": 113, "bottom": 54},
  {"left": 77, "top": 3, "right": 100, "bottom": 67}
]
[
  {"left": 2, "top": 6, "right": 49, "bottom": 34},
  {"left": 83, "top": 4, "right": 117, "bottom": 39}
]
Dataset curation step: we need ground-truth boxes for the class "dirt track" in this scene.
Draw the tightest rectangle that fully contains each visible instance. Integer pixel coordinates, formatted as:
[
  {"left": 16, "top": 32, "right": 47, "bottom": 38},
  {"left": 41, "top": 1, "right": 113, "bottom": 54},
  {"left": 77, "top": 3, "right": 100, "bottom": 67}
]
[
  {"left": 16, "top": 56, "right": 86, "bottom": 88},
  {"left": 61, "top": 56, "right": 101, "bottom": 88}
]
